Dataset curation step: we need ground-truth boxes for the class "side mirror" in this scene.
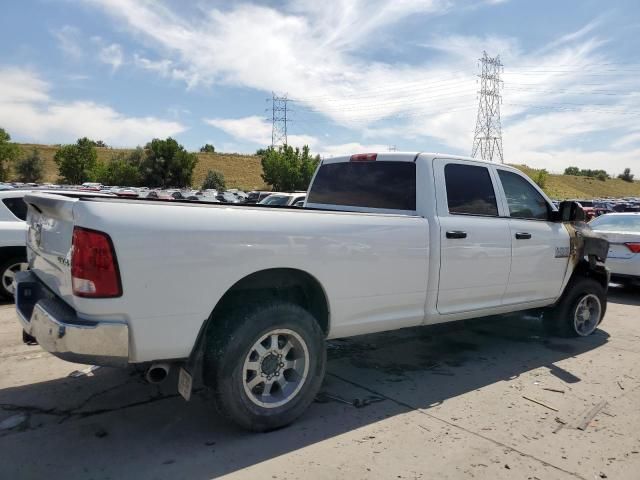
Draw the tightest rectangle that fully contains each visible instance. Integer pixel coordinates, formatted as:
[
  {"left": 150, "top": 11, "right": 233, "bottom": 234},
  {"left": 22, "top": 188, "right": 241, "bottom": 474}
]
[{"left": 552, "top": 201, "right": 585, "bottom": 222}]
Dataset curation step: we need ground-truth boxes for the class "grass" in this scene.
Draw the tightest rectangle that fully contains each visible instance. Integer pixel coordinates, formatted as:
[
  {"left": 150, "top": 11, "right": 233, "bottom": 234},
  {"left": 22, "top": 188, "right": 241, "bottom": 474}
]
[
  {"left": 512, "top": 165, "right": 640, "bottom": 199},
  {"left": 15, "top": 144, "right": 267, "bottom": 190}
]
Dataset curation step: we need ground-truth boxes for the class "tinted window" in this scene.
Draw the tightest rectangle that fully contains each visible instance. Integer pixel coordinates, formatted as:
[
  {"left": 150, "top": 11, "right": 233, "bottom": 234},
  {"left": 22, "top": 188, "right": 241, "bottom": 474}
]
[
  {"left": 444, "top": 164, "right": 498, "bottom": 216},
  {"left": 2, "top": 197, "right": 28, "bottom": 221},
  {"left": 498, "top": 170, "right": 550, "bottom": 220},
  {"left": 307, "top": 161, "right": 416, "bottom": 210}
]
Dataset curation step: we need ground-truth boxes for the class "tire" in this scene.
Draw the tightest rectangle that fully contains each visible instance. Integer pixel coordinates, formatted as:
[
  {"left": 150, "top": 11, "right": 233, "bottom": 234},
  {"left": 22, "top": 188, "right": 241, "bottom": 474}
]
[
  {"left": 542, "top": 278, "right": 606, "bottom": 337},
  {"left": 203, "top": 301, "right": 326, "bottom": 432},
  {"left": 0, "top": 256, "right": 28, "bottom": 300}
]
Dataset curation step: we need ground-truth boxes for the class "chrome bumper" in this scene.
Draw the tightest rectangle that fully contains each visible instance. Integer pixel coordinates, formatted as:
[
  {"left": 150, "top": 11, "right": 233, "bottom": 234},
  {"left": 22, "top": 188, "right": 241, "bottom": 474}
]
[{"left": 15, "top": 271, "right": 129, "bottom": 367}]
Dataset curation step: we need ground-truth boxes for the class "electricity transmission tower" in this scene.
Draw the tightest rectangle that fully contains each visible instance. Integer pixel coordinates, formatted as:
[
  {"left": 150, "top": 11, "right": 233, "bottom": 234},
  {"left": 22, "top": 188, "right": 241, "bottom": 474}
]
[
  {"left": 270, "top": 93, "right": 289, "bottom": 147},
  {"left": 471, "top": 52, "right": 504, "bottom": 163}
]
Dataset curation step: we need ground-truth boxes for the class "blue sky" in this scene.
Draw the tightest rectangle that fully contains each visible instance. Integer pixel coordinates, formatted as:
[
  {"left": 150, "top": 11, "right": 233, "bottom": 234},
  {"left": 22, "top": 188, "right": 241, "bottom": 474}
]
[{"left": 1, "top": 0, "right": 640, "bottom": 173}]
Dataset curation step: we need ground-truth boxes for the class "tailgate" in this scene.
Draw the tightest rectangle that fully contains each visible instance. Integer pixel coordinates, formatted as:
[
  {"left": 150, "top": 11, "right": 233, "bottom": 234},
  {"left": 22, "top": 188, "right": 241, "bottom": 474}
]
[{"left": 24, "top": 193, "right": 78, "bottom": 302}]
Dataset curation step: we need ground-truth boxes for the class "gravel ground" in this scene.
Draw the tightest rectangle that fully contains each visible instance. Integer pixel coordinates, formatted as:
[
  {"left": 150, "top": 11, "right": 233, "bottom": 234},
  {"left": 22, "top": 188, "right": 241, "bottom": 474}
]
[{"left": 1, "top": 286, "right": 639, "bottom": 480}]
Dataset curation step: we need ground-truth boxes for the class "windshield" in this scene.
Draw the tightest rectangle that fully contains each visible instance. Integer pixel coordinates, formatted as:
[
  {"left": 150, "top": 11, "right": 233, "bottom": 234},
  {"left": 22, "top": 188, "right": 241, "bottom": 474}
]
[
  {"left": 260, "top": 195, "right": 290, "bottom": 205},
  {"left": 590, "top": 214, "right": 640, "bottom": 231}
]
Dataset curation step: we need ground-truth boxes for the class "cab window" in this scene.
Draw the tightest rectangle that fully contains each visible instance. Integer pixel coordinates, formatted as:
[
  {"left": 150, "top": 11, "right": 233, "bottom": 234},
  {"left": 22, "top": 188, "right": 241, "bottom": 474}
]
[
  {"left": 444, "top": 163, "right": 498, "bottom": 216},
  {"left": 498, "top": 170, "right": 550, "bottom": 220}
]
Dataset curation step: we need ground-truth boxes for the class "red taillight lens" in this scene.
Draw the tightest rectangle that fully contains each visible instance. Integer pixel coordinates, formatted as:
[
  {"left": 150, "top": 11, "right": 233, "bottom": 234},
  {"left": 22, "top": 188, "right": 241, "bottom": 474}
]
[
  {"left": 71, "top": 227, "right": 122, "bottom": 297},
  {"left": 350, "top": 153, "right": 377, "bottom": 162},
  {"left": 625, "top": 242, "right": 640, "bottom": 254}
]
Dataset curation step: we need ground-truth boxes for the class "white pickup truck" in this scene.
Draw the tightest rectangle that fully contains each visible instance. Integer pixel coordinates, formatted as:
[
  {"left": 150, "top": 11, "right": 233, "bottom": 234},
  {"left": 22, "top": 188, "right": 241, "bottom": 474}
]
[{"left": 15, "top": 152, "right": 608, "bottom": 431}]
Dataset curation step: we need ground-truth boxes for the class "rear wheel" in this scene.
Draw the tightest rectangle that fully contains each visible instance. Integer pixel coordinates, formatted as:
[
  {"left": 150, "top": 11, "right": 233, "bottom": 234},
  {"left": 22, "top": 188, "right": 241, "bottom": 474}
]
[
  {"left": 0, "top": 257, "right": 28, "bottom": 299},
  {"left": 543, "top": 278, "right": 606, "bottom": 337},
  {"left": 203, "top": 301, "right": 326, "bottom": 432}
]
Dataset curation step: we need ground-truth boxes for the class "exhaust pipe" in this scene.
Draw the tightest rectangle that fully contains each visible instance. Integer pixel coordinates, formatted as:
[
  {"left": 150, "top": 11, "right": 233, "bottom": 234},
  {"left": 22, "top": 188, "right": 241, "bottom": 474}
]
[{"left": 145, "top": 363, "right": 170, "bottom": 384}]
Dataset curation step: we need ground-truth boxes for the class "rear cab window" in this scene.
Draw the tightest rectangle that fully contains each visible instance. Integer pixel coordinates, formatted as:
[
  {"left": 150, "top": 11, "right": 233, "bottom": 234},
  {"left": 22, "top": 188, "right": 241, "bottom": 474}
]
[{"left": 307, "top": 160, "right": 416, "bottom": 213}]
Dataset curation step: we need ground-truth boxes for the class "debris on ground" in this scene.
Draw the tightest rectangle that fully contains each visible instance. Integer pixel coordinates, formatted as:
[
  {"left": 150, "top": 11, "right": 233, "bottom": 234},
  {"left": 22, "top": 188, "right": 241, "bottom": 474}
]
[
  {"left": 542, "top": 387, "right": 565, "bottom": 394},
  {"left": 576, "top": 400, "right": 607, "bottom": 431},
  {"left": 316, "top": 392, "right": 385, "bottom": 408},
  {"left": 522, "top": 395, "right": 558, "bottom": 412},
  {"left": 68, "top": 365, "right": 101, "bottom": 378}
]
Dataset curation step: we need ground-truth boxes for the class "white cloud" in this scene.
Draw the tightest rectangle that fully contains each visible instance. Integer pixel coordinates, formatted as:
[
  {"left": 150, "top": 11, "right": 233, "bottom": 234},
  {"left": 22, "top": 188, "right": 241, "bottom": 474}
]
[
  {"left": 99, "top": 43, "right": 124, "bottom": 71},
  {"left": 52, "top": 25, "right": 84, "bottom": 59},
  {"left": 204, "top": 115, "right": 318, "bottom": 149},
  {"left": 83, "top": 1, "right": 640, "bottom": 172},
  {"left": 0, "top": 67, "right": 186, "bottom": 146}
]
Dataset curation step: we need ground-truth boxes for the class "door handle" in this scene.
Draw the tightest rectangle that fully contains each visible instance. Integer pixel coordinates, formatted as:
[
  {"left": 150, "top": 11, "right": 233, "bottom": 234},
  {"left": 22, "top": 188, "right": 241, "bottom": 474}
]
[
  {"left": 446, "top": 230, "right": 467, "bottom": 239},
  {"left": 515, "top": 232, "right": 532, "bottom": 240}
]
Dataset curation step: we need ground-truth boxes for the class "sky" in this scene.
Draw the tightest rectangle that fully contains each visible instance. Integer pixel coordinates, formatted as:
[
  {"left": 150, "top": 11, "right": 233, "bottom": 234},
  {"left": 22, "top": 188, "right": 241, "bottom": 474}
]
[{"left": 1, "top": 0, "right": 640, "bottom": 174}]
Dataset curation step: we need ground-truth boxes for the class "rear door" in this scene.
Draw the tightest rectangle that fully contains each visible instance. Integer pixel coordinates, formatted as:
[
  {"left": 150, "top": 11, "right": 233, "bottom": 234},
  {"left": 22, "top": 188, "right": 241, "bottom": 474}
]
[
  {"left": 494, "top": 168, "right": 569, "bottom": 304},
  {"left": 434, "top": 160, "right": 511, "bottom": 314}
]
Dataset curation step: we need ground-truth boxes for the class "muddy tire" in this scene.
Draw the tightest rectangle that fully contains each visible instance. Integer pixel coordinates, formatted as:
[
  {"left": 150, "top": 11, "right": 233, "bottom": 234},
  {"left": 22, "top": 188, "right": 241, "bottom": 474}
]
[
  {"left": 203, "top": 301, "right": 326, "bottom": 432},
  {"left": 542, "top": 278, "right": 606, "bottom": 337}
]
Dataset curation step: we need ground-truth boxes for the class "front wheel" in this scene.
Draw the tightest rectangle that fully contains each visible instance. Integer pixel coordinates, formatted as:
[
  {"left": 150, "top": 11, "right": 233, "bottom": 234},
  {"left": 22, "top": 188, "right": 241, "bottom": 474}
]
[
  {"left": 543, "top": 278, "right": 606, "bottom": 337},
  {"left": 204, "top": 302, "right": 326, "bottom": 432}
]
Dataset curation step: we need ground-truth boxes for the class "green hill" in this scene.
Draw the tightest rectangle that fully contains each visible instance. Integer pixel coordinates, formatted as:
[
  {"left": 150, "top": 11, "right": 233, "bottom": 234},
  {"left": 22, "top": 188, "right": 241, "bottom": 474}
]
[
  {"left": 14, "top": 144, "right": 267, "bottom": 191},
  {"left": 10, "top": 145, "right": 640, "bottom": 198},
  {"left": 512, "top": 165, "right": 640, "bottom": 199}
]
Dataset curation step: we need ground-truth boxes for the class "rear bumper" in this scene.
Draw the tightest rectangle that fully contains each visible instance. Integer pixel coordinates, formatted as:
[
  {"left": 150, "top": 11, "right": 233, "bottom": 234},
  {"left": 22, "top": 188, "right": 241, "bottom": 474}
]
[{"left": 15, "top": 271, "right": 129, "bottom": 367}]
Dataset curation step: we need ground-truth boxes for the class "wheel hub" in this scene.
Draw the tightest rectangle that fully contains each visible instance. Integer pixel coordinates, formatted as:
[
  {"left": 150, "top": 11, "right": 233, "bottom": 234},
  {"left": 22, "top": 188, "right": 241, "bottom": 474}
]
[
  {"left": 260, "top": 353, "right": 282, "bottom": 377},
  {"left": 242, "top": 328, "right": 310, "bottom": 409}
]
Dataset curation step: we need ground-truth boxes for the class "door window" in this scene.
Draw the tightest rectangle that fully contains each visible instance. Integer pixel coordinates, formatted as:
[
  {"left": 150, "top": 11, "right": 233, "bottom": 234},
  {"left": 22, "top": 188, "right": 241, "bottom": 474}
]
[
  {"left": 498, "top": 170, "right": 550, "bottom": 220},
  {"left": 444, "top": 163, "right": 498, "bottom": 216}
]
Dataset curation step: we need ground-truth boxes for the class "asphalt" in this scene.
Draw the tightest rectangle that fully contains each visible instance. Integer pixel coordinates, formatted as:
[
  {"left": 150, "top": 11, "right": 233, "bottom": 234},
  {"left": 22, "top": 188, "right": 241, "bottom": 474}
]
[{"left": 1, "top": 286, "right": 639, "bottom": 480}]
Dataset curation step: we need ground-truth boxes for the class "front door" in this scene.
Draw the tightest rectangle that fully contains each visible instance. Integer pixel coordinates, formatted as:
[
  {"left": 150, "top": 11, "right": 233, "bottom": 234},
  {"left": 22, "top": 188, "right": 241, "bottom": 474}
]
[{"left": 495, "top": 169, "right": 569, "bottom": 304}]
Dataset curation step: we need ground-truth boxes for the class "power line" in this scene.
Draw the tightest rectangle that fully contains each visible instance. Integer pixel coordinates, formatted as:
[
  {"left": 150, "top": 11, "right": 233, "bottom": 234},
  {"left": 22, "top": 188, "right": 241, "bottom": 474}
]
[{"left": 472, "top": 51, "right": 504, "bottom": 163}]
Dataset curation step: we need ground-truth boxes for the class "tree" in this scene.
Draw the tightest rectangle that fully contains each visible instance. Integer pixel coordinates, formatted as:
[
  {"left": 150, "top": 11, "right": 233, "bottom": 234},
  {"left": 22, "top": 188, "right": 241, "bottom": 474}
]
[
  {"left": 200, "top": 144, "right": 215, "bottom": 153},
  {"left": 0, "top": 128, "right": 20, "bottom": 182},
  {"left": 139, "top": 137, "right": 198, "bottom": 188},
  {"left": 93, "top": 151, "right": 141, "bottom": 186},
  {"left": 596, "top": 171, "right": 608, "bottom": 182},
  {"left": 54, "top": 137, "right": 98, "bottom": 184},
  {"left": 261, "top": 145, "right": 320, "bottom": 191},
  {"left": 533, "top": 169, "right": 548, "bottom": 189},
  {"left": 93, "top": 140, "right": 108, "bottom": 148},
  {"left": 201, "top": 169, "right": 226, "bottom": 190},
  {"left": 618, "top": 168, "right": 634, "bottom": 183},
  {"left": 564, "top": 166, "right": 580, "bottom": 176},
  {"left": 15, "top": 148, "right": 44, "bottom": 183}
]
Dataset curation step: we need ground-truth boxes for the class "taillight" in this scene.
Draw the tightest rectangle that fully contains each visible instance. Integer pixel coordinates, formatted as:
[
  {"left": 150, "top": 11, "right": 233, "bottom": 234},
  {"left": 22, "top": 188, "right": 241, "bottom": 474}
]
[
  {"left": 350, "top": 153, "right": 377, "bottom": 162},
  {"left": 625, "top": 242, "right": 640, "bottom": 254},
  {"left": 71, "top": 227, "right": 122, "bottom": 297}
]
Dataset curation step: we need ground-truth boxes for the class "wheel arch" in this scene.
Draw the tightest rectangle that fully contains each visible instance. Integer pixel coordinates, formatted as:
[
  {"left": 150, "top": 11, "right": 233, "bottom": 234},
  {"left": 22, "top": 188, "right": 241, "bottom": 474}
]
[
  {"left": 209, "top": 268, "right": 330, "bottom": 337},
  {"left": 568, "top": 258, "right": 609, "bottom": 291}
]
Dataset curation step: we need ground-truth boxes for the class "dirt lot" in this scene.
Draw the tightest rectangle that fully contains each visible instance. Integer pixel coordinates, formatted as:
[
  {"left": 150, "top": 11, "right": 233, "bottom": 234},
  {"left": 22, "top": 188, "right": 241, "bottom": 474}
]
[{"left": 1, "top": 287, "right": 639, "bottom": 480}]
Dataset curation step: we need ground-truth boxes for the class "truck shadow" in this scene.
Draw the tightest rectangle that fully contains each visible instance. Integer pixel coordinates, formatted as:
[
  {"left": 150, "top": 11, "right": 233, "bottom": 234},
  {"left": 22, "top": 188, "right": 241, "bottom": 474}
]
[{"left": 0, "top": 314, "right": 609, "bottom": 479}]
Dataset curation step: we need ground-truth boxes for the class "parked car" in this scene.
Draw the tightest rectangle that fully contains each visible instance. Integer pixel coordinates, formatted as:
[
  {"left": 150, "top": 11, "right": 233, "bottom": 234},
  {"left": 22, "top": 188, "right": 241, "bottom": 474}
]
[
  {"left": 258, "top": 192, "right": 306, "bottom": 206},
  {"left": 246, "top": 191, "right": 273, "bottom": 204},
  {"left": 589, "top": 213, "right": 640, "bottom": 288},
  {"left": 0, "top": 191, "right": 29, "bottom": 298},
  {"left": 16, "top": 152, "right": 608, "bottom": 432}
]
